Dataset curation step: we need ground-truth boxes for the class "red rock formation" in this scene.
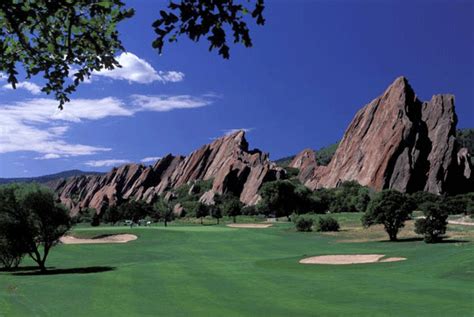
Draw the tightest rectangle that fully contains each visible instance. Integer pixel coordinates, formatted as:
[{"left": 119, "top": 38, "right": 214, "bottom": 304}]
[
  {"left": 296, "top": 76, "right": 473, "bottom": 194},
  {"left": 54, "top": 131, "right": 284, "bottom": 214},
  {"left": 289, "top": 149, "right": 318, "bottom": 184}
]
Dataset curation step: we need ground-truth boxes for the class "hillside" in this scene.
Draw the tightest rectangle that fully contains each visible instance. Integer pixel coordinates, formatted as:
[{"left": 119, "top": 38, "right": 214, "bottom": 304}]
[
  {"left": 275, "top": 142, "right": 339, "bottom": 167},
  {"left": 0, "top": 170, "right": 104, "bottom": 185}
]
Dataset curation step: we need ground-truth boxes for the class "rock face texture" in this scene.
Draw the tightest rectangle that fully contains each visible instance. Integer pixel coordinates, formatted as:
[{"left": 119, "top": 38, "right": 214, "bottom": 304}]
[
  {"left": 54, "top": 131, "right": 284, "bottom": 214},
  {"left": 296, "top": 76, "right": 473, "bottom": 194},
  {"left": 289, "top": 149, "right": 318, "bottom": 184}
]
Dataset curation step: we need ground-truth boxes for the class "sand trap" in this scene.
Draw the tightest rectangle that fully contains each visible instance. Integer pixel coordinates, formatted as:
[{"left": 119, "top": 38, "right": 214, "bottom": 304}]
[
  {"left": 299, "top": 254, "right": 406, "bottom": 265},
  {"left": 226, "top": 223, "right": 273, "bottom": 228},
  {"left": 379, "top": 257, "right": 407, "bottom": 263},
  {"left": 60, "top": 234, "right": 137, "bottom": 245}
]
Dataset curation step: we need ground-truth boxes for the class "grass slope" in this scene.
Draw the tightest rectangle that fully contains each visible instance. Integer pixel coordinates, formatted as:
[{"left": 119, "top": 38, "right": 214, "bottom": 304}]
[{"left": 0, "top": 214, "right": 473, "bottom": 317}]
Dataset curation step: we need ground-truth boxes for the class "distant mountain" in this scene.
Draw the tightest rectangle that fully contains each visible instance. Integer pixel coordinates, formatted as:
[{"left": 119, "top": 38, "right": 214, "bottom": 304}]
[{"left": 0, "top": 170, "right": 104, "bottom": 185}]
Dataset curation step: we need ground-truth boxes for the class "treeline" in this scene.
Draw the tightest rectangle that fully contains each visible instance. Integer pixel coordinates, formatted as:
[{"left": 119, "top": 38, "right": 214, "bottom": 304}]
[{"left": 77, "top": 177, "right": 474, "bottom": 230}]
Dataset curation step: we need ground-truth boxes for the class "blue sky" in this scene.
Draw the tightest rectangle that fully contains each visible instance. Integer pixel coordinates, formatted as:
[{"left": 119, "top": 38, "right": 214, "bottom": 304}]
[{"left": 0, "top": 0, "right": 473, "bottom": 177}]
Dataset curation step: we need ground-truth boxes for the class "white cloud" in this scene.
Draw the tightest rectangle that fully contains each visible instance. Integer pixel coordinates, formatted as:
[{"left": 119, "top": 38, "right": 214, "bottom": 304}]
[
  {"left": 3, "top": 82, "right": 42, "bottom": 95},
  {"left": 0, "top": 93, "right": 215, "bottom": 159},
  {"left": 0, "top": 97, "right": 129, "bottom": 158},
  {"left": 223, "top": 128, "right": 254, "bottom": 136},
  {"left": 159, "top": 71, "right": 185, "bottom": 82},
  {"left": 51, "top": 97, "right": 133, "bottom": 122},
  {"left": 131, "top": 95, "right": 211, "bottom": 112},
  {"left": 85, "top": 159, "right": 130, "bottom": 167},
  {"left": 35, "top": 153, "right": 62, "bottom": 160},
  {"left": 90, "top": 52, "right": 185, "bottom": 84},
  {"left": 141, "top": 156, "right": 161, "bottom": 163}
]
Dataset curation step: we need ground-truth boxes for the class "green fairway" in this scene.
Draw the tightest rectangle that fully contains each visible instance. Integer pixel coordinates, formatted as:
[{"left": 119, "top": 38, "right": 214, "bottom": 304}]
[{"left": 1, "top": 215, "right": 473, "bottom": 317}]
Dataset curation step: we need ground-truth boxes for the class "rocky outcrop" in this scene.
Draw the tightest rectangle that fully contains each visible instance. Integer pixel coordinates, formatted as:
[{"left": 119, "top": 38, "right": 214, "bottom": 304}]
[
  {"left": 54, "top": 131, "right": 284, "bottom": 214},
  {"left": 289, "top": 149, "right": 318, "bottom": 184},
  {"left": 296, "top": 76, "right": 473, "bottom": 194}
]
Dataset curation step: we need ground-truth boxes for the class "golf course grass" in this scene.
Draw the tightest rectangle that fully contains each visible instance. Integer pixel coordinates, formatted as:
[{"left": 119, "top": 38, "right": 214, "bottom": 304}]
[{"left": 1, "top": 213, "right": 473, "bottom": 316}]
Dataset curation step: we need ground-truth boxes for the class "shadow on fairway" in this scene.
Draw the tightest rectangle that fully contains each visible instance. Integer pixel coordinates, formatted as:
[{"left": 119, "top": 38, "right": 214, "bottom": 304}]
[
  {"left": 378, "top": 237, "right": 469, "bottom": 243},
  {"left": 7, "top": 266, "right": 116, "bottom": 276}
]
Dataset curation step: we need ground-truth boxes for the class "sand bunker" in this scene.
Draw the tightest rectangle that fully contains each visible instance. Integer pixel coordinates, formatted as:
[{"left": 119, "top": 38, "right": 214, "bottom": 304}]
[
  {"left": 60, "top": 234, "right": 137, "bottom": 245},
  {"left": 226, "top": 223, "right": 273, "bottom": 228},
  {"left": 299, "top": 254, "right": 406, "bottom": 265}
]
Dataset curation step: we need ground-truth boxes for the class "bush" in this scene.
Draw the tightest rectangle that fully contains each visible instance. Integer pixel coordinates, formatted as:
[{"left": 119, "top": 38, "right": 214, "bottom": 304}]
[
  {"left": 415, "top": 202, "right": 448, "bottom": 243},
  {"left": 295, "top": 217, "right": 313, "bottom": 232},
  {"left": 316, "top": 216, "right": 340, "bottom": 232},
  {"left": 241, "top": 205, "right": 257, "bottom": 215}
]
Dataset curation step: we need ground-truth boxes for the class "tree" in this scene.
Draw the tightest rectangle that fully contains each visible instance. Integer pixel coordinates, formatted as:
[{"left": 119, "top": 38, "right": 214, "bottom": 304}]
[
  {"left": 410, "top": 191, "right": 441, "bottom": 211},
  {"left": 71, "top": 207, "right": 93, "bottom": 224},
  {"left": 0, "top": 238, "right": 24, "bottom": 270},
  {"left": 118, "top": 200, "right": 153, "bottom": 223},
  {"left": 316, "top": 216, "right": 340, "bottom": 232},
  {"left": 294, "top": 216, "right": 313, "bottom": 232},
  {"left": 258, "top": 180, "right": 317, "bottom": 217},
  {"left": 220, "top": 195, "right": 243, "bottom": 223},
  {"left": 415, "top": 202, "right": 448, "bottom": 243},
  {"left": 0, "top": 0, "right": 265, "bottom": 108},
  {"left": 442, "top": 194, "right": 474, "bottom": 215},
  {"left": 90, "top": 211, "right": 101, "bottom": 227},
  {"left": 154, "top": 198, "right": 174, "bottom": 227},
  {"left": 328, "top": 181, "right": 371, "bottom": 213},
  {"left": 209, "top": 205, "right": 223, "bottom": 224},
  {"left": 258, "top": 180, "right": 301, "bottom": 218},
  {"left": 362, "top": 190, "right": 414, "bottom": 241},
  {"left": 102, "top": 205, "right": 120, "bottom": 225},
  {"left": 194, "top": 202, "right": 208, "bottom": 225},
  {"left": 0, "top": 183, "right": 71, "bottom": 272}
]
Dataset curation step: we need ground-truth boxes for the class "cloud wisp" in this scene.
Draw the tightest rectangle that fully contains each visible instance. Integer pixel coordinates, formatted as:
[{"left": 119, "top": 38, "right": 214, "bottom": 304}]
[
  {"left": 223, "top": 128, "right": 254, "bottom": 136},
  {"left": 3, "top": 82, "right": 42, "bottom": 95},
  {"left": 140, "top": 156, "right": 162, "bottom": 164},
  {"left": 85, "top": 159, "right": 130, "bottom": 167}
]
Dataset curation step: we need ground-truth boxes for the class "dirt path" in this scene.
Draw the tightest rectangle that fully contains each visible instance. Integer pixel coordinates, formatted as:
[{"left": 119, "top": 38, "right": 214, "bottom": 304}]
[
  {"left": 60, "top": 234, "right": 138, "bottom": 244},
  {"left": 448, "top": 220, "right": 474, "bottom": 226}
]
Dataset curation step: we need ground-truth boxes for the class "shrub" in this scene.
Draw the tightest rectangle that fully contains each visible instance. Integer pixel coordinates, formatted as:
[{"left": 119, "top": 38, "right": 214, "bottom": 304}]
[
  {"left": 316, "top": 216, "right": 340, "bottom": 232},
  {"left": 241, "top": 205, "right": 257, "bottom": 215},
  {"left": 295, "top": 217, "right": 313, "bottom": 232},
  {"left": 415, "top": 202, "right": 448, "bottom": 243}
]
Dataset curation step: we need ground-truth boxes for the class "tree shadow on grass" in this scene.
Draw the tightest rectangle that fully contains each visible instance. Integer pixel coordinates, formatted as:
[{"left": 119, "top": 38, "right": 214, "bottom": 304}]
[
  {"left": 7, "top": 266, "right": 116, "bottom": 276},
  {"left": 378, "top": 237, "right": 469, "bottom": 244}
]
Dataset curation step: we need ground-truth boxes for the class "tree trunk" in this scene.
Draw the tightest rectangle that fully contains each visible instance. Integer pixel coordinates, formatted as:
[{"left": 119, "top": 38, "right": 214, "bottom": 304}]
[
  {"left": 217, "top": 218, "right": 219, "bottom": 224},
  {"left": 164, "top": 220, "right": 167, "bottom": 227},
  {"left": 200, "top": 217, "right": 203, "bottom": 225},
  {"left": 233, "top": 216, "right": 236, "bottom": 223},
  {"left": 38, "top": 260, "right": 47, "bottom": 273}
]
